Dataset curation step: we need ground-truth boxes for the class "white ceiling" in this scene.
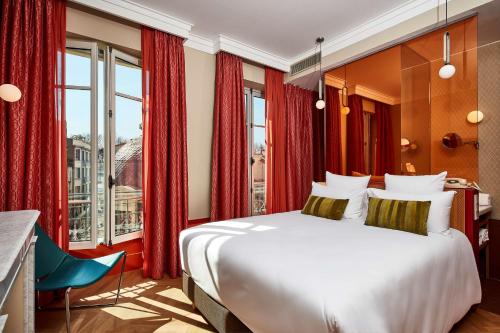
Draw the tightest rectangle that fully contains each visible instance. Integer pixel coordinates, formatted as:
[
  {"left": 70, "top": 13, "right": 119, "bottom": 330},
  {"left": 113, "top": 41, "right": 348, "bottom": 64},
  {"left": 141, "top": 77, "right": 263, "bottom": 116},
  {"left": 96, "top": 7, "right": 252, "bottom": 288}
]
[{"left": 133, "top": 0, "right": 409, "bottom": 60}]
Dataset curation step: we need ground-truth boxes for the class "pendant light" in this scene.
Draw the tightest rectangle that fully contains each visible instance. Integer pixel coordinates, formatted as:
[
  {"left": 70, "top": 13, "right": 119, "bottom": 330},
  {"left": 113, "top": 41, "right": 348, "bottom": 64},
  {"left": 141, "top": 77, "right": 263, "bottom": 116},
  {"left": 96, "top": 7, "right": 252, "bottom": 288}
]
[
  {"left": 439, "top": 0, "right": 455, "bottom": 79},
  {"left": 340, "top": 65, "right": 350, "bottom": 115},
  {"left": 0, "top": 83, "right": 22, "bottom": 102},
  {"left": 315, "top": 37, "right": 325, "bottom": 110}
]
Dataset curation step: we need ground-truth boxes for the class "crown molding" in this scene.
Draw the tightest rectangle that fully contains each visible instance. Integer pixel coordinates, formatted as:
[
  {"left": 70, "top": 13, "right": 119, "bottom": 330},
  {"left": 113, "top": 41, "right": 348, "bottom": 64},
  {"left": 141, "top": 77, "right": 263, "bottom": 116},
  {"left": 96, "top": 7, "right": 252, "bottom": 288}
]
[
  {"left": 290, "top": 0, "right": 442, "bottom": 65},
  {"left": 184, "top": 34, "right": 217, "bottom": 54},
  {"left": 217, "top": 35, "right": 290, "bottom": 72},
  {"left": 70, "top": 0, "right": 193, "bottom": 39},
  {"left": 325, "top": 75, "right": 400, "bottom": 105}
]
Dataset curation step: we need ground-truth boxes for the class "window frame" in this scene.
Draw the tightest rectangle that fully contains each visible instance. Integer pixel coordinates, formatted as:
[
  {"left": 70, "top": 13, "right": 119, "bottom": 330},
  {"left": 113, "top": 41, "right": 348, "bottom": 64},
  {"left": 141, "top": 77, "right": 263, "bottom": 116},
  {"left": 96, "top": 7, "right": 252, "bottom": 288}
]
[{"left": 67, "top": 39, "right": 98, "bottom": 250}]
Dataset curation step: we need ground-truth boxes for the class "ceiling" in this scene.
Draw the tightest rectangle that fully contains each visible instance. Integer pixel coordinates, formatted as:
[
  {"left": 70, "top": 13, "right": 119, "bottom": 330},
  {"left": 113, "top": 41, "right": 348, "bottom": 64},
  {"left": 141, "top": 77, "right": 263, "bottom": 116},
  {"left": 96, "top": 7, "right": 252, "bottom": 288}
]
[{"left": 134, "top": 0, "right": 409, "bottom": 60}]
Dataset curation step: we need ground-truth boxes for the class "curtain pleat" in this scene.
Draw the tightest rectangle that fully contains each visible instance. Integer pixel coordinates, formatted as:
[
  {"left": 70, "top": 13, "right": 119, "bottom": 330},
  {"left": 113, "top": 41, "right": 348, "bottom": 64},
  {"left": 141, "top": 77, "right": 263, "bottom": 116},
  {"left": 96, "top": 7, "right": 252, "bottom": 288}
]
[
  {"left": 346, "top": 95, "right": 365, "bottom": 175},
  {"left": 210, "top": 52, "right": 248, "bottom": 221},
  {"left": 0, "top": 0, "right": 68, "bottom": 250},
  {"left": 312, "top": 94, "right": 325, "bottom": 182},
  {"left": 141, "top": 27, "right": 188, "bottom": 279},
  {"left": 325, "top": 86, "right": 343, "bottom": 175},
  {"left": 374, "top": 101, "right": 395, "bottom": 175},
  {"left": 265, "top": 68, "right": 287, "bottom": 214}
]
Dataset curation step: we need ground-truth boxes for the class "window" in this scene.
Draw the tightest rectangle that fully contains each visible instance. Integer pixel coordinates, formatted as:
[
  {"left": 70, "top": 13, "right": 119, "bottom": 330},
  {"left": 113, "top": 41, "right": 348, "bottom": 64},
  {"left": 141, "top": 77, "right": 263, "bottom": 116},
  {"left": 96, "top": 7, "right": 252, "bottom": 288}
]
[
  {"left": 244, "top": 88, "right": 266, "bottom": 215},
  {"left": 66, "top": 39, "right": 142, "bottom": 249}
]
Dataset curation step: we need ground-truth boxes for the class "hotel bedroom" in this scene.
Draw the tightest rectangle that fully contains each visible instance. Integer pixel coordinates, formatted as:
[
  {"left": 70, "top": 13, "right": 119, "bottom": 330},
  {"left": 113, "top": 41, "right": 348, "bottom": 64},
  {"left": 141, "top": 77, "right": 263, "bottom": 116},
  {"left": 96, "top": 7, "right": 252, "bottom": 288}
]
[{"left": 0, "top": 0, "right": 499, "bottom": 332}]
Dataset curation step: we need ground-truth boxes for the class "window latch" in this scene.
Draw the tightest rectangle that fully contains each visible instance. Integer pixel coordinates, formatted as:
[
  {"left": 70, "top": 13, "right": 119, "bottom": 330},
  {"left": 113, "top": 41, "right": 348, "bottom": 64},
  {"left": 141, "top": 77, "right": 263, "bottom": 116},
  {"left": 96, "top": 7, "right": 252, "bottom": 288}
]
[{"left": 108, "top": 175, "right": 116, "bottom": 189}]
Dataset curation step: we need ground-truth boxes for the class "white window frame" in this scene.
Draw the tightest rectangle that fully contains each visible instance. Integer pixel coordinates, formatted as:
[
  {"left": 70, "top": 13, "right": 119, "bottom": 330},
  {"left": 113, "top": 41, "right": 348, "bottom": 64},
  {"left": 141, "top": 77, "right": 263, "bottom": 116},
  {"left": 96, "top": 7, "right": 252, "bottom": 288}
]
[
  {"left": 67, "top": 39, "right": 98, "bottom": 250},
  {"left": 244, "top": 87, "right": 265, "bottom": 216},
  {"left": 108, "top": 47, "right": 143, "bottom": 244}
]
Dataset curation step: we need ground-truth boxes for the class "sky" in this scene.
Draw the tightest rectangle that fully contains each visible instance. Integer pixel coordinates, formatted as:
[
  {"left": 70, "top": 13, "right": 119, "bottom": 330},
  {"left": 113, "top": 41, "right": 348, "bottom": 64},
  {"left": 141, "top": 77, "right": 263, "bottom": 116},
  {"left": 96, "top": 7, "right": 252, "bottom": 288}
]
[{"left": 66, "top": 52, "right": 142, "bottom": 144}]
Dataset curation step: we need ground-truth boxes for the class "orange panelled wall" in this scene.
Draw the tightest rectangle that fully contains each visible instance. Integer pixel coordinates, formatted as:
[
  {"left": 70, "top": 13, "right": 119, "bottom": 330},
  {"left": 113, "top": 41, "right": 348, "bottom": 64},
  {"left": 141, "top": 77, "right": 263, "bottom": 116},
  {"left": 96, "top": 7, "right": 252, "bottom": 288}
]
[{"left": 430, "top": 18, "right": 478, "bottom": 180}]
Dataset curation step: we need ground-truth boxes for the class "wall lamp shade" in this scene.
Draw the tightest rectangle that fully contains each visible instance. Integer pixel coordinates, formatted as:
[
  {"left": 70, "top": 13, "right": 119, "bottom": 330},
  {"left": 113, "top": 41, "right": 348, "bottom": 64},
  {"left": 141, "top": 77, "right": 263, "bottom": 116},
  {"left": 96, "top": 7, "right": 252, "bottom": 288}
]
[
  {"left": 467, "top": 110, "right": 484, "bottom": 124},
  {"left": 316, "top": 99, "right": 325, "bottom": 109},
  {"left": 0, "top": 84, "right": 22, "bottom": 102}
]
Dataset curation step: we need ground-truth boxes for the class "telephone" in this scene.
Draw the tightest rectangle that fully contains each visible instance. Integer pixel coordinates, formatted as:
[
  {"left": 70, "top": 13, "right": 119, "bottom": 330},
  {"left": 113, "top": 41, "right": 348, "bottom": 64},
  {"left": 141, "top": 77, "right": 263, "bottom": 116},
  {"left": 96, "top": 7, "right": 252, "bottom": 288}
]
[{"left": 445, "top": 177, "right": 467, "bottom": 188}]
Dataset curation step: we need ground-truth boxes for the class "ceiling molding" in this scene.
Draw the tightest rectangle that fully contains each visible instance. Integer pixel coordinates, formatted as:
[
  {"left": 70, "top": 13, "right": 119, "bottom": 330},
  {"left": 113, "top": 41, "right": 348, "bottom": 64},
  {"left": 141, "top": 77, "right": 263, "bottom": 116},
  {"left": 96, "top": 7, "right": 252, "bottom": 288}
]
[
  {"left": 290, "top": 0, "right": 442, "bottom": 65},
  {"left": 217, "top": 35, "right": 290, "bottom": 72},
  {"left": 184, "top": 34, "right": 216, "bottom": 54},
  {"left": 325, "top": 75, "right": 400, "bottom": 105},
  {"left": 70, "top": 0, "right": 193, "bottom": 39}
]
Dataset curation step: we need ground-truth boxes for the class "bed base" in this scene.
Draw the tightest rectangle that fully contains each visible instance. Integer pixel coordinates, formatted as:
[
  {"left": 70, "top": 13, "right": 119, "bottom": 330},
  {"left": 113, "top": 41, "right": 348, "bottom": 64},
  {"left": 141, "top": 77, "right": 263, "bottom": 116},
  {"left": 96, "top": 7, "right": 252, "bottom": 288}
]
[{"left": 182, "top": 272, "right": 251, "bottom": 333}]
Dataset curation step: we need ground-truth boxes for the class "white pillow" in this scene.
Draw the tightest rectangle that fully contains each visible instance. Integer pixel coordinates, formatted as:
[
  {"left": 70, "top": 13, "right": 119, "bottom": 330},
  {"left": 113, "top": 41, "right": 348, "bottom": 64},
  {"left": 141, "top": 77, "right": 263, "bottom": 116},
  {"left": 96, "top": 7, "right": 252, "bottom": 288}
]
[
  {"left": 384, "top": 171, "right": 447, "bottom": 194},
  {"left": 312, "top": 182, "right": 366, "bottom": 219},
  {"left": 325, "top": 172, "right": 370, "bottom": 192},
  {"left": 368, "top": 188, "right": 456, "bottom": 234}
]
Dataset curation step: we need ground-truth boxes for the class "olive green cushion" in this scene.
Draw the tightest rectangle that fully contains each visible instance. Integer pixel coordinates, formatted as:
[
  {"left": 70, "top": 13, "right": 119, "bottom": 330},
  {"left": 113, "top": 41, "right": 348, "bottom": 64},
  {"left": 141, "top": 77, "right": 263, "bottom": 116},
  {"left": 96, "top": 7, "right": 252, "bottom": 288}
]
[
  {"left": 365, "top": 197, "right": 431, "bottom": 236},
  {"left": 301, "top": 195, "right": 349, "bottom": 220}
]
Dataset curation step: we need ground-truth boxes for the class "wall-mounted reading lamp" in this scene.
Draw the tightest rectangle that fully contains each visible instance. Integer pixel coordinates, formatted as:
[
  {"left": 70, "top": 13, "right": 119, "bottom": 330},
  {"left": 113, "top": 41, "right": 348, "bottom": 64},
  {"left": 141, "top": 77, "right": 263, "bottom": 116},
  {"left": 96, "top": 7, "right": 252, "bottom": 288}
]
[
  {"left": 442, "top": 132, "right": 479, "bottom": 150},
  {"left": 0, "top": 83, "right": 22, "bottom": 102}
]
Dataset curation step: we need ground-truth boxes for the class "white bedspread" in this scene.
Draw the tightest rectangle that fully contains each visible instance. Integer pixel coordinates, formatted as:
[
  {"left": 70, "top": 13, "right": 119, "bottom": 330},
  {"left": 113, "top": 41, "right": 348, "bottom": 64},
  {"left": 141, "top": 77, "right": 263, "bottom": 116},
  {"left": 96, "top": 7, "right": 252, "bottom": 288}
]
[{"left": 179, "top": 211, "right": 481, "bottom": 333}]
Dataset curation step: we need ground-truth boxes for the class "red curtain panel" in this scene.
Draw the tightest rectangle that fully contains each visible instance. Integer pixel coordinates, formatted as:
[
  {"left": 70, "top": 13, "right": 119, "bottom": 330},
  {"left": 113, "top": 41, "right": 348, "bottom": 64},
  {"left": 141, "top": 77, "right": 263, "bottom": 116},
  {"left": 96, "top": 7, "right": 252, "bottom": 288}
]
[
  {"left": 374, "top": 101, "right": 395, "bottom": 175},
  {"left": 265, "top": 67, "right": 287, "bottom": 214},
  {"left": 325, "top": 86, "right": 343, "bottom": 175},
  {"left": 142, "top": 27, "right": 188, "bottom": 279},
  {"left": 0, "top": 0, "right": 68, "bottom": 250},
  {"left": 210, "top": 52, "right": 248, "bottom": 221},
  {"left": 284, "top": 84, "right": 314, "bottom": 210},
  {"left": 311, "top": 92, "right": 325, "bottom": 182},
  {"left": 346, "top": 95, "right": 366, "bottom": 175}
]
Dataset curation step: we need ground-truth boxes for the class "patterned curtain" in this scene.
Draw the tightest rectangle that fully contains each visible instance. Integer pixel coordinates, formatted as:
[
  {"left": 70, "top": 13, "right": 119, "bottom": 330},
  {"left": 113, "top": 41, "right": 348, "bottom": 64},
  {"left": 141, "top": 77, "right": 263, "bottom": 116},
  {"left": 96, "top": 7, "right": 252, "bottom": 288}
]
[
  {"left": 141, "top": 27, "right": 188, "bottom": 279},
  {"left": 325, "top": 86, "right": 343, "bottom": 175},
  {"left": 346, "top": 95, "right": 365, "bottom": 175},
  {"left": 265, "top": 67, "right": 287, "bottom": 214},
  {"left": 284, "top": 84, "right": 314, "bottom": 210},
  {"left": 374, "top": 101, "right": 395, "bottom": 175},
  {"left": 210, "top": 52, "right": 248, "bottom": 221},
  {"left": 0, "top": 0, "right": 68, "bottom": 250}
]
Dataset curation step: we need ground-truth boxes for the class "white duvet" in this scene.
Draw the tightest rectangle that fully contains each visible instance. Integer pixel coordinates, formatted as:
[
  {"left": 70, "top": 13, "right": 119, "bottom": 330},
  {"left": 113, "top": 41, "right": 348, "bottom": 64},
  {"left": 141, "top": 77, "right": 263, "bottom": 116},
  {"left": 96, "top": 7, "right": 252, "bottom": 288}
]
[{"left": 179, "top": 211, "right": 481, "bottom": 333}]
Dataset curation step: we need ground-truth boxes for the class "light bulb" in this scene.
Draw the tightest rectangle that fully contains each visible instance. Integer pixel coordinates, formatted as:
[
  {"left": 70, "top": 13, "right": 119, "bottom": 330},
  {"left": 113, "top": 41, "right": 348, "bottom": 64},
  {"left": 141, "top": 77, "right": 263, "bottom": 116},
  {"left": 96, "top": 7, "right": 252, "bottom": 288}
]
[
  {"left": 0, "top": 84, "right": 22, "bottom": 102},
  {"left": 341, "top": 106, "right": 350, "bottom": 115},
  {"left": 467, "top": 110, "right": 484, "bottom": 124},
  {"left": 439, "top": 64, "right": 455, "bottom": 79},
  {"left": 316, "top": 99, "right": 325, "bottom": 110}
]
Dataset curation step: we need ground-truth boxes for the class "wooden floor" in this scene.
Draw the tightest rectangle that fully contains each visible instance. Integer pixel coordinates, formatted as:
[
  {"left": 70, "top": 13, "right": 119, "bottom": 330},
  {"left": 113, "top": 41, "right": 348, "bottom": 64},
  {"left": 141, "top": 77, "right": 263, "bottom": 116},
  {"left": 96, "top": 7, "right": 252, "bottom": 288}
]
[{"left": 36, "top": 270, "right": 500, "bottom": 333}]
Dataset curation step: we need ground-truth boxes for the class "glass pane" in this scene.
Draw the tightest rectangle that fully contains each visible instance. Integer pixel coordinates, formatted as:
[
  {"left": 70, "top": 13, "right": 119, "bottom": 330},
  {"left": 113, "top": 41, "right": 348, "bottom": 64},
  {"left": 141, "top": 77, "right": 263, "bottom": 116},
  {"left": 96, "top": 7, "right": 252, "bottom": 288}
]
[
  {"left": 252, "top": 126, "right": 266, "bottom": 215},
  {"left": 66, "top": 49, "right": 91, "bottom": 87},
  {"left": 97, "top": 55, "right": 105, "bottom": 244},
  {"left": 114, "top": 96, "right": 143, "bottom": 237},
  {"left": 253, "top": 96, "right": 265, "bottom": 126},
  {"left": 115, "top": 58, "right": 141, "bottom": 98},
  {"left": 66, "top": 89, "right": 92, "bottom": 242}
]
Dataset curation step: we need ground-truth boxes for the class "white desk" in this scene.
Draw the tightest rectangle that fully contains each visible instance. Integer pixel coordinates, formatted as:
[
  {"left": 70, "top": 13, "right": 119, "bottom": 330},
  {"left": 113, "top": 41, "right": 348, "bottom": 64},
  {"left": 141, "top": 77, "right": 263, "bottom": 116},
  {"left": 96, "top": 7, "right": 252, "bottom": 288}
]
[{"left": 0, "top": 210, "right": 39, "bottom": 333}]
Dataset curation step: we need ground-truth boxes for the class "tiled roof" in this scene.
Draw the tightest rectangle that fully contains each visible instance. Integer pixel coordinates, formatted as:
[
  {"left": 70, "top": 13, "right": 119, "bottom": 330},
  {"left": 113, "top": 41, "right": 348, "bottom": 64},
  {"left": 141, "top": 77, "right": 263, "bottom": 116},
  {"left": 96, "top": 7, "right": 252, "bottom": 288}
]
[{"left": 115, "top": 137, "right": 142, "bottom": 177}]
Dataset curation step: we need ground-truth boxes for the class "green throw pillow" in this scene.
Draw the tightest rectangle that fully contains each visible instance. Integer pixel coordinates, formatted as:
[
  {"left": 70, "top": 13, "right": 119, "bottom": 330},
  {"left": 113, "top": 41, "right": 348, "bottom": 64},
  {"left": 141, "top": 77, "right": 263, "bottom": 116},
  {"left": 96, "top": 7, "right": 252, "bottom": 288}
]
[
  {"left": 301, "top": 195, "right": 349, "bottom": 220},
  {"left": 365, "top": 197, "right": 431, "bottom": 236}
]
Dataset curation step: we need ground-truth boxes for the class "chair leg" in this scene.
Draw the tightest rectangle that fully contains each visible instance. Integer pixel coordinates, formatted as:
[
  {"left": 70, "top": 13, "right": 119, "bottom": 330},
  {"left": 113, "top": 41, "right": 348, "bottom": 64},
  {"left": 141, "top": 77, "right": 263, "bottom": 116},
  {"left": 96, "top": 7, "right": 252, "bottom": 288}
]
[{"left": 65, "top": 287, "right": 72, "bottom": 333}]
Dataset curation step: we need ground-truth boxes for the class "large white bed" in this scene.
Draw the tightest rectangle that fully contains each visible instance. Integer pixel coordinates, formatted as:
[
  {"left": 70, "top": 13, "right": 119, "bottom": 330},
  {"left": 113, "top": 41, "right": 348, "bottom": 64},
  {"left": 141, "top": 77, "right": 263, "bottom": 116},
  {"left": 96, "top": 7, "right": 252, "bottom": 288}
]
[{"left": 180, "top": 211, "right": 481, "bottom": 333}]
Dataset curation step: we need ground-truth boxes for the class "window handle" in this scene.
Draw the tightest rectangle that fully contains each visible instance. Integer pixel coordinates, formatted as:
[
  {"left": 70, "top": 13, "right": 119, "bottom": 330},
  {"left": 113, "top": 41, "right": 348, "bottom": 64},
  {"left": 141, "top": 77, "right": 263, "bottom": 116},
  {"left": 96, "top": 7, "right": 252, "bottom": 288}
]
[{"left": 108, "top": 175, "right": 116, "bottom": 189}]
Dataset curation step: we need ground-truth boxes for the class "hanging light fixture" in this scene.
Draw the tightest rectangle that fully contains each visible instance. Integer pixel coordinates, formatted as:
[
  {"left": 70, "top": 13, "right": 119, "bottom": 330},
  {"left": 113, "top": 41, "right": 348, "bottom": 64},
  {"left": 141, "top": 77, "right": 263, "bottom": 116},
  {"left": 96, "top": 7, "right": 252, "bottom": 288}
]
[
  {"left": 315, "top": 37, "right": 325, "bottom": 110},
  {"left": 439, "top": 0, "right": 455, "bottom": 79},
  {"left": 340, "top": 65, "right": 350, "bottom": 115},
  {"left": 0, "top": 83, "right": 22, "bottom": 102}
]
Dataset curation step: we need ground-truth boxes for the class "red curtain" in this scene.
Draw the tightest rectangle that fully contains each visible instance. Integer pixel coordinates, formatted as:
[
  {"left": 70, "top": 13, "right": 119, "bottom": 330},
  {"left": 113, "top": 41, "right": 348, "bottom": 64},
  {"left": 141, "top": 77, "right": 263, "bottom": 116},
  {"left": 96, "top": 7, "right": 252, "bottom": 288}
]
[
  {"left": 346, "top": 95, "right": 365, "bottom": 175},
  {"left": 284, "top": 84, "right": 314, "bottom": 210},
  {"left": 265, "top": 68, "right": 286, "bottom": 214},
  {"left": 325, "top": 86, "right": 343, "bottom": 175},
  {"left": 210, "top": 52, "right": 248, "bottom": 221},
  {"left": 374, "top": 101, "right": 394, "bottom": 175},
  {"left": 311, "top": 93, "right": 325, "bottom": 182},
  {"left": 0, "top": 0, "right": 68, "bottom": 250},
  {"left": 142, "top": 27, "right": 188, "bottom": 279}
]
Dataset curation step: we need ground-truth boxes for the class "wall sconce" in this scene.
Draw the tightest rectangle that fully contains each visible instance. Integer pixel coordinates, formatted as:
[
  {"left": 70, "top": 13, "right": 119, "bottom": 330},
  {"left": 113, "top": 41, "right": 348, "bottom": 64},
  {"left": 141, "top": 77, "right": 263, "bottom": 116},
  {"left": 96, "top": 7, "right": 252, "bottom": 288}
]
[
  {"left": 442, "top": 132, "right": 479, "bottom": 150},
  {"left": 401, "top": 138, "right": 418, "bottom": 152},
  {"left": 0, "top": 83, "right": 22, "bottom": 102},
  {"left": 466, "top": 110, "right": 484, "bottom": 124}
]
